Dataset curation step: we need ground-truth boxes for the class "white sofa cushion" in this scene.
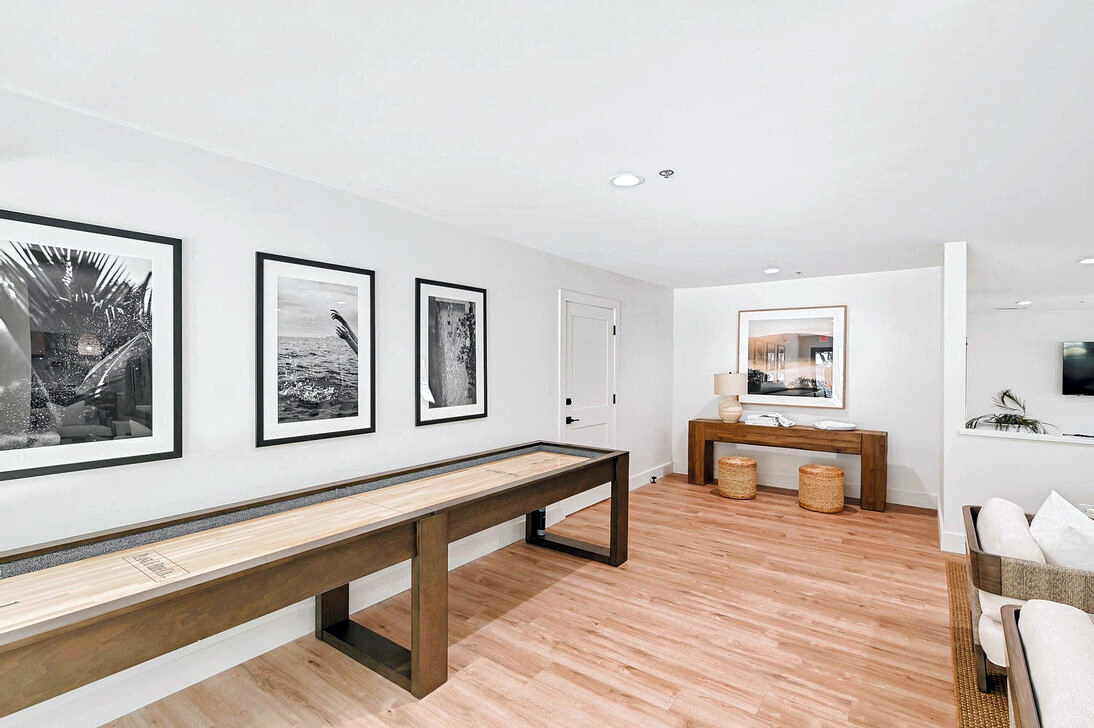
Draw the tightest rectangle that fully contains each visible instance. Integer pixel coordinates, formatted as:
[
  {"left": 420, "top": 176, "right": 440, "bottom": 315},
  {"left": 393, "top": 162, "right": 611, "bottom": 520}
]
[
  {"left": 1030, "top": 491, "right": 1094, "bottom": 571},
  {"left": 977, "top": 497, "right": 1045, "bottom": 563},
  {"left": 1017, "top": 599, "right": 1094, "bottom": 728},
  {"left": 979, "top": 613, "right": 1007, "bottom": 666},
  {"left": 979, "top": 589, "right": 1025, "bottom": 622}
]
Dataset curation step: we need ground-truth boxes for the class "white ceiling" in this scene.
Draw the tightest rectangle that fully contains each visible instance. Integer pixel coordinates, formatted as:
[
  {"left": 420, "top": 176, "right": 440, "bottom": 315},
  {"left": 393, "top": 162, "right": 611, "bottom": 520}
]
[{"left": 2, "top": 1, "right": 1093, "bottom": 291}]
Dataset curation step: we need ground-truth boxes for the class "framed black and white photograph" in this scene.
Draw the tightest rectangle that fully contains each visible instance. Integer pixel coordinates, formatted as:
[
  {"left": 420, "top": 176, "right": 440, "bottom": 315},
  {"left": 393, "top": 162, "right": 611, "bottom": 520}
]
[
  {"left": 415, "top": 278, "right": 486, "bottom": 426},
  {"left": 256, "top": 253, "right": 374, "bottom": 446},
  {"left": 0, "top": 209, "right": 182, "bottom": 481},
  {"left": 738, "top": 305, "right": 846, "bottom": 409}
]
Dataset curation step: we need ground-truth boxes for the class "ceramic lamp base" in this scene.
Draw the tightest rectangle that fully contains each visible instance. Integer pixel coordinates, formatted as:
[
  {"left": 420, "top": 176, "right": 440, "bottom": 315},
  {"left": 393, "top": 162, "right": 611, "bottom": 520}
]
[{"left": 718, "top": 395, "right": 743, "bottom": 423}]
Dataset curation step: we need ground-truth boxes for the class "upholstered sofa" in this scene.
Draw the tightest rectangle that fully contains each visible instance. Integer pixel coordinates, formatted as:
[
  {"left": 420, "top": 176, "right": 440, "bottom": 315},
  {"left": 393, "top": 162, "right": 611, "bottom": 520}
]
[
  {"left": 1002, "top": 601, "right": 1094, "bottom": 728},
  {"left": 963, "top": 505, "right": 1094, "bottom": 692}
]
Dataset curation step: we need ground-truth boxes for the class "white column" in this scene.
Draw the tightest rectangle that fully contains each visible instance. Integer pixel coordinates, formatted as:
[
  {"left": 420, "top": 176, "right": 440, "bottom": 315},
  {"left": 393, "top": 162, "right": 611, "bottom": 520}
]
[{"left": 940, "top": 241, "right": 967, "bottom": 552}]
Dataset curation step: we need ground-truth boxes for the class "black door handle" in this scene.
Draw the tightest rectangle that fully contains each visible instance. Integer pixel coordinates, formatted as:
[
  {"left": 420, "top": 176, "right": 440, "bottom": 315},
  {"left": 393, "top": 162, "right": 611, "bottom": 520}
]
[{"left": 565, "top": 416, "right": 581, "bottom": 424}]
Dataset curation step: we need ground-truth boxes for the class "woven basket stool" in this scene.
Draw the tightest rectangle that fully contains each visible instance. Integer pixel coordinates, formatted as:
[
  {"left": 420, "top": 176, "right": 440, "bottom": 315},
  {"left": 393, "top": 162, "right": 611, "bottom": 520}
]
[
  {"left": 798, "top": 464, "right": 844, "bottom": 513},
  {"left": 717, "top": 456, "right": 757, "bottom": 499}
]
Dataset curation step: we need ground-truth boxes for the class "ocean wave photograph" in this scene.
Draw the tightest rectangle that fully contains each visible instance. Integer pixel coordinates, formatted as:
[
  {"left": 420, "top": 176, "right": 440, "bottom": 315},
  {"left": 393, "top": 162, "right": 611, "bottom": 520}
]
[
  {"left": 277, "top": 336, "right": 358, "bottom": 422},
  {"left": 276, "top": 276, "right": 359, "bottom": 424}
]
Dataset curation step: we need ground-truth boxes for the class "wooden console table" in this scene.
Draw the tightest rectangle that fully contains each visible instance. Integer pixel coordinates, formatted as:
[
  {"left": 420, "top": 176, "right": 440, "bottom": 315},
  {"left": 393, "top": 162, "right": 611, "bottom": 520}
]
[
  {"left": 688, "top": 419, "right": 888, "bottom": 511},
  {"left": 0, "top": 442, "right": 628, "bottom": 717}
]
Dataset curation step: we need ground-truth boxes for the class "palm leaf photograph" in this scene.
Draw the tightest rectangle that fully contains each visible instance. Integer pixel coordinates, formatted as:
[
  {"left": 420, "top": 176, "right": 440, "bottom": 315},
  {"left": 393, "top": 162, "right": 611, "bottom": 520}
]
[
  {"left": 0, "top": 209, "right": 181, "bottom": 482},
  {"left": 0, "top": 238, "right": 155, "bottom": 451}
]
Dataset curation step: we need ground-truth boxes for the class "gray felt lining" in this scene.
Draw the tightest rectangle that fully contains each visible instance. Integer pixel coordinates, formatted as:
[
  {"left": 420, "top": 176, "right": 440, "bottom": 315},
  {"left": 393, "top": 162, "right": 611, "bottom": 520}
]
[{"left": 1, "top": 444, "right": 603, "bottom": 580}]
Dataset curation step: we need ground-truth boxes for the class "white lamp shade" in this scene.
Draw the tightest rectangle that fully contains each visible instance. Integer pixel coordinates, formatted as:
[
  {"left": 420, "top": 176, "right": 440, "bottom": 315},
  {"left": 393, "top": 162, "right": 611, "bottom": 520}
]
[{"left": 714, "top": 372, "right": 747, "bottom": 396}]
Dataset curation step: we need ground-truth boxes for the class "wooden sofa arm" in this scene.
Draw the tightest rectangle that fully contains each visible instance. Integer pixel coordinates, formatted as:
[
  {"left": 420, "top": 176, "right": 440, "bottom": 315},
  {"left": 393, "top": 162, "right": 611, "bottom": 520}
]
[{"left": 1002, "top": 605, "right": 1040, "bottom": 728}]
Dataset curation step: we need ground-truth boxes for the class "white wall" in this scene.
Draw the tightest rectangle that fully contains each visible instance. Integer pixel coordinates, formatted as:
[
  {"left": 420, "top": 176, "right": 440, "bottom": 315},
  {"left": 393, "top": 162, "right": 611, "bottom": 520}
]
[
  {"left": 0, "top": 91, "right": 674, "bottom": 726},
  {"left": 940, "top": 242, "right": 1094, "bottom": 552},
  {"left": 967, "top": 308, "right": 1094, "bottom": 435},
  {"left": 672, "top": 267, "right": 942, "bottom": 509}
]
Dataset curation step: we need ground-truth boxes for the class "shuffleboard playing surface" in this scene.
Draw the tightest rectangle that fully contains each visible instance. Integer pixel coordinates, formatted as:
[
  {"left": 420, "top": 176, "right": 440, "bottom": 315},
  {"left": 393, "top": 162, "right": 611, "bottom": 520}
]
[{"left": 0, "top": 450, "right": 588, "bottom": 644}]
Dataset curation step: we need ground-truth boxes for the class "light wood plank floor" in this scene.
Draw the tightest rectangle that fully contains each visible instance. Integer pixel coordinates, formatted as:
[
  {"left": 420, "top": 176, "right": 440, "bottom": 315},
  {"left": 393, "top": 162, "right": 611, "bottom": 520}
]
[{"left": 108, "top": 475, "right": 960, "bottom": 727}]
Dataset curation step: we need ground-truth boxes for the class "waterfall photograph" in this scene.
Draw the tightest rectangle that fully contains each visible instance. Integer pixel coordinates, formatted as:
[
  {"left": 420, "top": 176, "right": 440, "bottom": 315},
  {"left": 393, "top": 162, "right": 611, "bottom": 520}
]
[{"left": 415, "top": 278, "right": 487, "bottom": 425}]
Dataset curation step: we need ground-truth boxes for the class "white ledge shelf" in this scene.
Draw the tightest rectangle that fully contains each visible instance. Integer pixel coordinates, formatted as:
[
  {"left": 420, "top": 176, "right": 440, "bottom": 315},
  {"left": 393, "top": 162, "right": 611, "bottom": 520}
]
[{"left": 958, "top": 428, "right": 1094, "bottom": 446}]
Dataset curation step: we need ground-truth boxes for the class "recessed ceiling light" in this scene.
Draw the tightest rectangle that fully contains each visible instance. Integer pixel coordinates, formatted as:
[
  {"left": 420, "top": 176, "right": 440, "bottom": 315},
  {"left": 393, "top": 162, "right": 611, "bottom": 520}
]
[
  {"left": 1016, "top": 300, "right": 1033, "bottom": 306},
  {"left": 764, "top": 267, "right": 780, "bottom": 274},
  {"left": 609, "top": 173, "right": 644, "bottom": 188},
  {"left": 1078, "top": 257, "right": 1094, "bottom": 265}
]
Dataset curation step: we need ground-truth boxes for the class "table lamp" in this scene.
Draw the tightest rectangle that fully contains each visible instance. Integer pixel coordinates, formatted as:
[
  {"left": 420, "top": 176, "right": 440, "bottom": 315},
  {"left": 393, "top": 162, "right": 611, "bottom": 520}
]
[{"left": 714, "top": 372, "right": 747, "bottom": 423}]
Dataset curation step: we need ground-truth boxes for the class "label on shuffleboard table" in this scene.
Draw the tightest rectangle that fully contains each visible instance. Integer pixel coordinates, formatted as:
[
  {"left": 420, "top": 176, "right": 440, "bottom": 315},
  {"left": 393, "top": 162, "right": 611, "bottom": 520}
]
[
  {"left": 485, "top": 468, "right": 521, "bottom": 477},
  {"left": 123, "top": 550, "right": 189, "bottom": 582}
]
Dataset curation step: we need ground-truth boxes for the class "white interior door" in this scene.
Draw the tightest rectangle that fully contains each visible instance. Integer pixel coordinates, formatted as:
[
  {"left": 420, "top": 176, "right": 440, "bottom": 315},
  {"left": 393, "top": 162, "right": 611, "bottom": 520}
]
[{"left": 560, "top": 293, "right": 617, "bottom": 447}]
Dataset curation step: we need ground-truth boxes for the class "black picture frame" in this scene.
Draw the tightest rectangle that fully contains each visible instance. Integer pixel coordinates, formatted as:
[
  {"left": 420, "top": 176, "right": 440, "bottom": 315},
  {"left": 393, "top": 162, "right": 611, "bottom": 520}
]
[
  {"left": 255, "top": 252, "right": 376, "bottom": 447},
  {"left": 415, "top": 278, "right": 488, "bottom": 426},
  {"left": 0, "top": 208, "right": 183, "bottom": 481}
]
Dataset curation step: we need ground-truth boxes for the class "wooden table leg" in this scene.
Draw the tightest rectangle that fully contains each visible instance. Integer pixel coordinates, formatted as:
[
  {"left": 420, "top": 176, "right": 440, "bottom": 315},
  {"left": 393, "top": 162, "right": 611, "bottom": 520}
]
[
  {"left": 608, "top": 451, "right": 629, "bottom": 566},
  {"left": 687, "top": 421, "right": 713, "bottom": 485},
  {"left": 315, "top": 584, "right": 349, "bottom": 639},
  {"left": 524, "top": 452, "right": 630, "bottom": 567},
  {"left": 314, "top": 514, "right": 450, "bottom": 698},
  {"left": 859, "top": 433, "right": 888, "bottom": 512},
  {"left": 411, "top": 512, "right": 448, "bottom": 698}
]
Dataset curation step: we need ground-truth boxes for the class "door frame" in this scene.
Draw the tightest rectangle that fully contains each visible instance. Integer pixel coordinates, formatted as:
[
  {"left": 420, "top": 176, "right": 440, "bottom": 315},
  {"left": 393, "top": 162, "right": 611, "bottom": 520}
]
[{"left": 558, "top": 289, "right": 620, "bottom": 445}]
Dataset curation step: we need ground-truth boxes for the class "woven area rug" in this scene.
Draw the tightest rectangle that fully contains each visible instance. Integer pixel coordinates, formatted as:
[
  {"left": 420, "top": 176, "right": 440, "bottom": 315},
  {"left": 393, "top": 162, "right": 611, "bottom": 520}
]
[{"left": 946, "top": 560, "right": 1010, "bottom": 728}]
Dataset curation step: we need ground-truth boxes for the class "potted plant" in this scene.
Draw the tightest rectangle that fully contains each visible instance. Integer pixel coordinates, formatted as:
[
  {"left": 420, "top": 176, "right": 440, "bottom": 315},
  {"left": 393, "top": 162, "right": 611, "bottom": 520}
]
[{"left": 965, "top": 389, "right": 1055, "bottom": 434}]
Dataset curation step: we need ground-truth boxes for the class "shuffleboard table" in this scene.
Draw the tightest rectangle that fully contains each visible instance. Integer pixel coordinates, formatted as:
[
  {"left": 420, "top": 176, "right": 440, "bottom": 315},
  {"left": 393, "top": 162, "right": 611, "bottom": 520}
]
[{"left": 0, "top": 442, "right": 629, "bottom": 717}]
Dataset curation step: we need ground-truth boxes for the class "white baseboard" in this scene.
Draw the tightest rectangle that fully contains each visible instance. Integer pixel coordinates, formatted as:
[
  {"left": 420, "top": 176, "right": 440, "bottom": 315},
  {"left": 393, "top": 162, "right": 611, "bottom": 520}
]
[
  {"left": 669, "top": 461, "right": 938, "bottom": 510},
  {"left": 629, "top": 461, "right": 673, "bottom": 491},
  {"left": 939, "top": 529, "right": 966, "bottom": 554},
  {"left": 0, "top": 459, "right": 672, "bottom": 728},
  {"left": 880, "top": 489, "right": 939, "bottom": 511}
]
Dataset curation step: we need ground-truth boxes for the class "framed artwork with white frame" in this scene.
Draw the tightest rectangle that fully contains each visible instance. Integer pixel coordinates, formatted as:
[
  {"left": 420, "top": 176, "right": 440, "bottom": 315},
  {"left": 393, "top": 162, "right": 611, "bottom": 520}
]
[
  {"left": 0, "top": 208, "right": 182, "bottom": 481},
  {"left": 737, "top": 305, "right": 846, "bottom": 409},
  {"left": 415, "top": 278, "right": 487, "bottom": 426},
  {"left": 256, "top": 252, "right": 375, "bottom": 446}
]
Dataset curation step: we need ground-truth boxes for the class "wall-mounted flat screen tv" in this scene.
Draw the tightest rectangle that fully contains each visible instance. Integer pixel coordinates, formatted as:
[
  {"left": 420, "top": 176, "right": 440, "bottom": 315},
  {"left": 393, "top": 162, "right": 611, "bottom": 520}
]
[{"left": 1062, "top": 341, "right": 1094, "bottom": 396}]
